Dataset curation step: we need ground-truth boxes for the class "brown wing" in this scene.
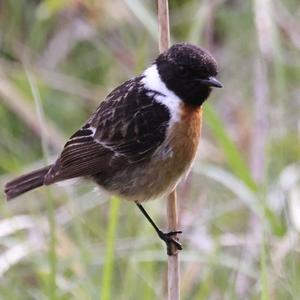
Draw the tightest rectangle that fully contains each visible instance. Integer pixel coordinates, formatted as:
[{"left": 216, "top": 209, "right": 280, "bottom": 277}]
[{"left": 44, "top": 77, "right": 170, "bottom": 185}]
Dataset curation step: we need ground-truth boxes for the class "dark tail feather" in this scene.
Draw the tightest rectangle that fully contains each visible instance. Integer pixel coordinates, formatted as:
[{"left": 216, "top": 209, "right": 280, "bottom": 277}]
[{"left": 4, "top": 165, "right": 52, "bottom": 200}]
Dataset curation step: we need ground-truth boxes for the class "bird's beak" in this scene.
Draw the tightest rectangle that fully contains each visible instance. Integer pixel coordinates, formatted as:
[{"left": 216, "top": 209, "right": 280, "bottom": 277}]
[{"left": 198, "top": 76, "right": 223, "bottom": 88}]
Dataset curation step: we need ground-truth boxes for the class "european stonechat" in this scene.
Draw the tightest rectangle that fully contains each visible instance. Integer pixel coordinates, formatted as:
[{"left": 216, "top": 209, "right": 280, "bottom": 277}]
[{"left": 4, "top": 43, "right": 222, "bottom": 253}]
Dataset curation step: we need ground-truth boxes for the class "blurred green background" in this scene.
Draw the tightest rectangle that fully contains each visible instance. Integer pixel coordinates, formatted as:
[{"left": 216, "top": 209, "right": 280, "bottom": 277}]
[{"left": 0, "top": 0, "right": 300, "bottom": 299}]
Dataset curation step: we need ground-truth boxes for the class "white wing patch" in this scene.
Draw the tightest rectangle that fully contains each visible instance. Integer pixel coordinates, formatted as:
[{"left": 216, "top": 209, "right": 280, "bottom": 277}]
[
  {"left": 64, "top": 125, "right": 97, "bottom": 149},
  {"left": 89, "top": 126, "right": 96, "bottom": 136},
  {"left": 142, "top": 64, "right": 181, "bottom": 125}
]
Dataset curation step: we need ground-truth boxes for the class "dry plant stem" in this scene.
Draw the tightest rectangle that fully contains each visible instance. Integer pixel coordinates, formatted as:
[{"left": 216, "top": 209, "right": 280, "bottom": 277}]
[
  {"left": 234, "top": 1, "right": 270, "bottom": 297},
  {"left": 167, "top": 191, "right": 180, "bottom": 300},
  {"left": 157, "top": 0, "right": 180, "bottom": 300},
  {"left": 158, "top": 0, "right": 170, "bottom": 52}
]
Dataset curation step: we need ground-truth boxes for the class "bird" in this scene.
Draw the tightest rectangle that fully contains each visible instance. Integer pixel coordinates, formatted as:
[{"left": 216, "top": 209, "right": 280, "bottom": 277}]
[{"left": 4, "top": 43, "right": 222, "bottom": 254}]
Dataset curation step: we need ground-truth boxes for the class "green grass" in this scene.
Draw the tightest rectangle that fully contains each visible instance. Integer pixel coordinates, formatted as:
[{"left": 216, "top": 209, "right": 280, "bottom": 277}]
[
  {"left": 0, "top": 0, "right": 300, "bottom": 299},
  {"left": 100, "top": 196, "right": 120, "bottom": 300}
]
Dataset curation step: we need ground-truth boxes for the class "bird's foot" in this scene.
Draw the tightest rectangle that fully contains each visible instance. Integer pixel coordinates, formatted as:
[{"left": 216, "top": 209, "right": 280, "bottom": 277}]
[{"left": 157, "top": 230, "right": 183, "bottom": 255}]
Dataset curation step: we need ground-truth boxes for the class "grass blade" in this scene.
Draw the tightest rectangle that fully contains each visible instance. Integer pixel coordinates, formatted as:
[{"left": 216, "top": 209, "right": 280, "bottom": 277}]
[
  {"left": 205, "top": 104, "right": 256, "bottom": 190},
  {"left": 260, "top": 237, "right": 269, "bottom": 300},
  {"left": 100, "top": 196, "right": 120, "bottom": 300}
]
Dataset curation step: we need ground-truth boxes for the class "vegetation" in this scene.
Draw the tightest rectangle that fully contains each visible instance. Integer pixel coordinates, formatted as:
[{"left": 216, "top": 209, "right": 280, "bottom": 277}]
[{"left": 0, "top": 0, "right": 299, "bottom": 299}]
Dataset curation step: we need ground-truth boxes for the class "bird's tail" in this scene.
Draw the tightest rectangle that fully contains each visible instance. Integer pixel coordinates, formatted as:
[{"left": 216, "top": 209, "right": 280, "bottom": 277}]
[{"left": 4, "top": 165, "right": 52, "bottom": 200}]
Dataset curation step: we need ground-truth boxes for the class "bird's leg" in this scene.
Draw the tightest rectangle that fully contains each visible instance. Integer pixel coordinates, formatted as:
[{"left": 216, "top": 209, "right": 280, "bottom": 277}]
[{"left": 135, "top": 202, "right": 182, "bottom": 255}]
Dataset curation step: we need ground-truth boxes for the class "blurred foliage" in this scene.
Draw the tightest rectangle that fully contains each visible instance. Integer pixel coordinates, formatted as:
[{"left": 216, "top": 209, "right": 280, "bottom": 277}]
[{"left": 0, "top": 0, "right": 300, "bottom": 299}]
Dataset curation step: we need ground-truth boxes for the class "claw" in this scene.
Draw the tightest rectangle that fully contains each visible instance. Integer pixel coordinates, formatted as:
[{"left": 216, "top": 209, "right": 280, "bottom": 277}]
[
  {"left": 135, "top": 203, "right": 183, "bottom": 255},
  {"left": 158, "top": 230, "right": 183, "bottom": 255},
  {"left": 166, "top": 230, "right": 182, "bottom": 237}
]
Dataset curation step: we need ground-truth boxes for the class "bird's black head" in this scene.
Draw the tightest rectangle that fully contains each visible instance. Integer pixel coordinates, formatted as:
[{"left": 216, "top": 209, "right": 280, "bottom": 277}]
[{"left": 156, "top": 43, "right": 222, "bottom": 106}]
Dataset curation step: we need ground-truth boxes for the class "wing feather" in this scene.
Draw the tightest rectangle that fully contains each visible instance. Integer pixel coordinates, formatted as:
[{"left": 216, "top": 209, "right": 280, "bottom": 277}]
[{"left": 45, "top": 77, "right": 170, "bottom": 184}]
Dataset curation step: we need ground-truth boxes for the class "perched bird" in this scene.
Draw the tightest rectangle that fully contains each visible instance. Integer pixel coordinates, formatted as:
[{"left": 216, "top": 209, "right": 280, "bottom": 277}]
[{"left": 4, "top": 43, "right": 222, "bottom": 254}]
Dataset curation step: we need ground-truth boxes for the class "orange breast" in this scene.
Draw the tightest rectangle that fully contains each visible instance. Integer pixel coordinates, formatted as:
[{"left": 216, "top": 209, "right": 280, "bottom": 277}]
[
  {"left": 149, "top": 104, "right": 203, "bottom": 195},
  {"left": 120, "top": 104, "right": 203, "bottom": 202},
  {"left": 169, "top": 104, "right": 203, "bottom": 174}
]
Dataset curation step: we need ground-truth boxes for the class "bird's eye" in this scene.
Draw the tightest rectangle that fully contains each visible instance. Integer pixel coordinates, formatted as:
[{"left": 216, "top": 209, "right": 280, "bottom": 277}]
[{"left": 178, "top": 65, "right": 188, "bottom": 77}]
